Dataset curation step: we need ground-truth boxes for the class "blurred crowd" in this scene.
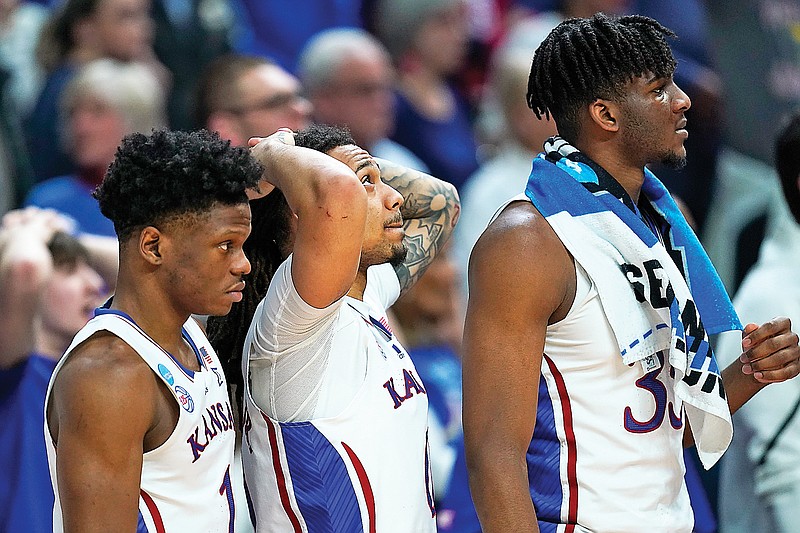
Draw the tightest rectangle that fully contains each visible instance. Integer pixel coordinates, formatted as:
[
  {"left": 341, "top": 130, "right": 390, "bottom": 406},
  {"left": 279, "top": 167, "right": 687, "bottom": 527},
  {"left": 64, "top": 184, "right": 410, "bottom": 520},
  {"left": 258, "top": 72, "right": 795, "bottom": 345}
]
[{"left": 1, "top": 0, "right": 799, "bottom": 532}]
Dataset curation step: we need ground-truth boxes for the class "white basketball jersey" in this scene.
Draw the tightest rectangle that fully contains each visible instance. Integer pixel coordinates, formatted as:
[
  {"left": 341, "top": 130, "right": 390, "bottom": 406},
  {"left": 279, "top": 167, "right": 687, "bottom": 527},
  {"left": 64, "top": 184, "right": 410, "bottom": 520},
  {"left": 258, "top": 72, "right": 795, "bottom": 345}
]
[
  {"left": 531, "top": 264, "right": 692, "bottom": 532},
  {"left": 242, "top": 296, "right": 436, "bottom": 533},
  {"left": 45, "top": 309, "right": 238, "bottom": 532}
]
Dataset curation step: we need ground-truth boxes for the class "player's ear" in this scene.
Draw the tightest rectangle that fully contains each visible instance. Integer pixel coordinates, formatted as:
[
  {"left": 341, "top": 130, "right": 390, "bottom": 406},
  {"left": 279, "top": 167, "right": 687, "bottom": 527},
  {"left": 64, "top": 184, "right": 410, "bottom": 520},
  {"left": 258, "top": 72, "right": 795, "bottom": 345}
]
[
  {"left": 140, "top": 226, "right": 164, "bottom": 265},
  {"left": 588, "top": 98, "right": 620, "bottom": 133}
]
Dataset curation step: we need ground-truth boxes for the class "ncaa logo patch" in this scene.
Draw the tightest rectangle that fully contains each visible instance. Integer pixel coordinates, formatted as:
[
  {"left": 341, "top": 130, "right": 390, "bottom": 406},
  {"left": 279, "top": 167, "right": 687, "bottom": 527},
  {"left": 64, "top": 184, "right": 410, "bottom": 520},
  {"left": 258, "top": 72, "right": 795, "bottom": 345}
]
[
  {"left": 174, "top": 385, "right": 194, "bottom": 412},
  {"left": 158, "top": 363, "right": 174, "bottom": 385}
]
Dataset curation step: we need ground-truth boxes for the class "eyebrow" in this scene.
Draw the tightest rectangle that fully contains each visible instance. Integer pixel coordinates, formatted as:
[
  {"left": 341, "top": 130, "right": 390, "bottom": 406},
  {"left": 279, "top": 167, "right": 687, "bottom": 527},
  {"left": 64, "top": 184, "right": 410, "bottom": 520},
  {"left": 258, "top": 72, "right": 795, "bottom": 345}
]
[{"left": 356, "top": 159, "right": 377, "bottom": 174}]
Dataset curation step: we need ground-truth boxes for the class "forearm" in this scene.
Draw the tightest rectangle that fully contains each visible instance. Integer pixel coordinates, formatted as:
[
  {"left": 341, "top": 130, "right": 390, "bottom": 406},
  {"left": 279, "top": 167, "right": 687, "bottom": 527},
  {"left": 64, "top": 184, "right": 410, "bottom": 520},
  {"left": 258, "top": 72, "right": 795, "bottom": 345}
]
[
  {"left": 721, "top": 357, "right": 766, "bottom": 416},
  {"left": 255, "top": 141, "right": 364, "bottom": 216},
  {"left": 0, "top": 226, "right": 53, "bottom": 368},
  {"left": 467, "top": 449, "right": 539, "bottom": 532},
  {"left": 376, "top": 158, "right": 460, "bottom": 290},
  {"left": 374, "top": 158, "right": 460, "bottom": 223}
]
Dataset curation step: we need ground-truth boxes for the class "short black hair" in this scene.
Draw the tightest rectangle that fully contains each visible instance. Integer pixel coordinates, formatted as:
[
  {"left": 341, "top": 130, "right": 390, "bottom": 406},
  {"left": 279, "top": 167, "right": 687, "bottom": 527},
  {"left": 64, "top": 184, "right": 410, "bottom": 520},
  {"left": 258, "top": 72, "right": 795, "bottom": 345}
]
[
  {"left": 775, "top": 112, "right": 800, "bottom": 224},
  {"left": 94, "top": 129, "right": 262, "bottom": 241},
  {"left": 527, "top": 13, "right": 677, "bottom": 142},
  {"left": 294, "top": 123, "right": 356, "bottom": 153}
]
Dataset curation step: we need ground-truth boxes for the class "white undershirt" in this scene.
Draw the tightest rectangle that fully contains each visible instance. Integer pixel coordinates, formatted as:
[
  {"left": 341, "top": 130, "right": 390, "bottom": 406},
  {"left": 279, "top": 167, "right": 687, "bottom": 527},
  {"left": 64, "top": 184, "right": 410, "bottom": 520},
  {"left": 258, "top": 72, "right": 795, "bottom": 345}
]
[{"left": 245, "top": 255, "right": 400, "bottom": 422}]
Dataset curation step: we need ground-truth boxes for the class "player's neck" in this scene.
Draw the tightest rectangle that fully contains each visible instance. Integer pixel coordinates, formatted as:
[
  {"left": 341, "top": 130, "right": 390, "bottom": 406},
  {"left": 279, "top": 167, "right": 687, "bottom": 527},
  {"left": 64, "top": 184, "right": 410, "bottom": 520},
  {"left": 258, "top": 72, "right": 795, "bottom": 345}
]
[
  {"left": 111, "top": 276, "right": 190, "bottom": 352},
  {"left": 346, "top": 271, "right": 368, "bottom": 302},
  {"left": 580, "top": 144, "right": 645, "bottom": 203}
]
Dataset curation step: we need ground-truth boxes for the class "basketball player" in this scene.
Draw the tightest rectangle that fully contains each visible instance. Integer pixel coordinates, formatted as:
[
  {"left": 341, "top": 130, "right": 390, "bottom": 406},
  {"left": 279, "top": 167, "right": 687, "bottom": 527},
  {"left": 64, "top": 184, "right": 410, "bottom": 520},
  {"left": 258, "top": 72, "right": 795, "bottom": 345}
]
[
  {"left": 208, "top": 124, "right": 460, "bottom": 531},
  {"left": 462, "top": 13, "right": 800, "bottom": 532},
  {"left": 44, "top": 129, "right": 262, "bottom": 531}
]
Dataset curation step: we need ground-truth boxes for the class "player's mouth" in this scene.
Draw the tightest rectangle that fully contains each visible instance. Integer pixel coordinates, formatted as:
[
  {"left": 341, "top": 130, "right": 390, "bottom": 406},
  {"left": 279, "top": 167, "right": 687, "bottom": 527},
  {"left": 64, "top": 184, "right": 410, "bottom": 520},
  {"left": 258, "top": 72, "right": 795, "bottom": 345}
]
[
  {"left": 676, "top": 118, "right": 688, "bottom": 137},
  {"left": 384, "top": 214, "right": 404, "bottom": 229},
  {"left": 227, "top": 281, "right": 246, "bottom": 302}
]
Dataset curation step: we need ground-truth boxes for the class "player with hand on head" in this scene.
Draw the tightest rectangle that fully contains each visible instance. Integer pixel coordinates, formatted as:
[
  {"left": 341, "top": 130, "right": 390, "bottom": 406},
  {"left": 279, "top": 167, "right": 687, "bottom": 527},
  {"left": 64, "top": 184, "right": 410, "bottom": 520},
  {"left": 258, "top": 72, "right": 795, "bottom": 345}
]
[{"left": 208, "top": 124, "right": 459, "bottom": 532}]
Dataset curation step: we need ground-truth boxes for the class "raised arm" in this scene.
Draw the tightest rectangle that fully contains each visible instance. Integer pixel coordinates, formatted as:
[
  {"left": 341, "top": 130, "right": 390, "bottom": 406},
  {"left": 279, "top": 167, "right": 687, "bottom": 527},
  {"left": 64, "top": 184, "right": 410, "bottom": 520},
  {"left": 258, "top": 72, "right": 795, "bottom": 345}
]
[
  {"left": 0, "top": 208, "right": 73, "bottom": 368},
  {"left": 47, "top": 336, "right": 166, "bottom": 532},
  {"left": 374, "top": 157, "right": 460, "bottom": 294},
  {"left": 249, "top": 132, "right": 368, "bottom": 308},
  {"left": 463, "top": 201, "right": 574, "bottom": 532}
]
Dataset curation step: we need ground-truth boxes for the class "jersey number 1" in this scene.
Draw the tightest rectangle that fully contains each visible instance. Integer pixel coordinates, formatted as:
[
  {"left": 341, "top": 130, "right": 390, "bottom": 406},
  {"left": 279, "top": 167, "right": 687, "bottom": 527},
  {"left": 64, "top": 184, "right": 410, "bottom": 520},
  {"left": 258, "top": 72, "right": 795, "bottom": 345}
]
[{"left": 219, "top": 465, "right": 235, "bottom": 533}]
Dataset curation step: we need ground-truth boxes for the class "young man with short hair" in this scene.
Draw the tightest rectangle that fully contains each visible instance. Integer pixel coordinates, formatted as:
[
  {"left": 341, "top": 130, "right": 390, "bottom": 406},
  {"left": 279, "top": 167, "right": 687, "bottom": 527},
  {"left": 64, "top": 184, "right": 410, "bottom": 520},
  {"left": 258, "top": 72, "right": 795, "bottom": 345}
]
[{"left": 45, "top": 129, "right": 262, "bottom": 531}]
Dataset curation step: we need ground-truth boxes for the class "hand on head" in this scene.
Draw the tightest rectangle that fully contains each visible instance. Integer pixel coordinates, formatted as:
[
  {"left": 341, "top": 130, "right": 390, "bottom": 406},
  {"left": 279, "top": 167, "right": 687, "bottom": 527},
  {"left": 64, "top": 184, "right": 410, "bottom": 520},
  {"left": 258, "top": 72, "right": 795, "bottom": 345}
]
[
  {"left": 1, "top": 207, "right": 76, "bottom": 242},
  {"left": 248, "top": 127, "right": 296, "bottom": 148},
  {"left": 246, "top": 128, "right": 297, "bottom": 199}
]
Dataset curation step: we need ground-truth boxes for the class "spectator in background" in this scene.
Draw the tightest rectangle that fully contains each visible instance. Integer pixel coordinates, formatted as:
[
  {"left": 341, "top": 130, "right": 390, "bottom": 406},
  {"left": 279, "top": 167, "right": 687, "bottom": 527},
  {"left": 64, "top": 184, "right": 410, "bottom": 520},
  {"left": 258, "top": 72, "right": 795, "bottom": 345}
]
[
  {"left": 453, "top": 16, "right": 557, "bottom": 293},
  {"left": 716, "top": 112, "right": 800, "bottom": 533},
  {"left": 0, "top": 0, "right": 48, "bottom": 119},
  {"left": 701, "top": 0, "right": 800, "bottom": 294},
  {"left": 25, "top": 58, "right": 166, "bottom": 237},
  {"left": 229, "top": 0, "right": 362, "bottom": 73},
  {"left": 298, "top": 27, "right": 428, "bottom": 171},
  {"left": 25, "top": 0, "right": 162, "bottom": 181},
  {"left": 196, "top": 53, "right": 311, "bottom": 147},
  {"left": 374, "top": 0, "right": 479, "bottom": 190},
  {"left": 0, "top": 207, "right": 108, "bottom": 533},
  {"left": 0, "top": 0, "right": 50, "bottom": 213},
  {"left": 150, "top": 0, "right": 235, "bottom": 130}
]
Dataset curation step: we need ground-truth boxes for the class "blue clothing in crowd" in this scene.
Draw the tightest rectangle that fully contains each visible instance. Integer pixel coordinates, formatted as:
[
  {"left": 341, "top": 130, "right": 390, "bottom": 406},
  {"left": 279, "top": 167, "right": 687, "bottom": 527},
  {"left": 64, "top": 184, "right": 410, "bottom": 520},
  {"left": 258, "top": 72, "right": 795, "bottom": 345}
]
[
  {"left": 25, "top": 175, "right": 115, "bottom": 237},
  {"left": 409, "top": 344, "right": 481, "bottom": 533},
  {"left": 390, "top": 89, "right": 479, "bottom": 192},
  {"left": 0, "top": 354, "right": 57, "bottom": 533}
]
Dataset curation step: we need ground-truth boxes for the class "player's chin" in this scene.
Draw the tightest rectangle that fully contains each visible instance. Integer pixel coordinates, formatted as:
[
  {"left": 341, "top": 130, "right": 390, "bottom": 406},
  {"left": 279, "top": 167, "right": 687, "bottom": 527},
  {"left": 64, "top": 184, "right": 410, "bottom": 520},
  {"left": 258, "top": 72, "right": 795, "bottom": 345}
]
[
  {"left": 661, "top": 150, "right": 687, "bottom": 170},
  {"left": 206, "top": 301, "right": 236, "bottom": 318}
]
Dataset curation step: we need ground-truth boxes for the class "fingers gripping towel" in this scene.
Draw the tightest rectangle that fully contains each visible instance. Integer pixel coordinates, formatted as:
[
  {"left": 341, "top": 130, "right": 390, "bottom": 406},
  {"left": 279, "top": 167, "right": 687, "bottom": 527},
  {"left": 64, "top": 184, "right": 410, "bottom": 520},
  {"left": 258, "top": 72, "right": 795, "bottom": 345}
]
[{"left": 525, "top": 137, "right": 742, "bottom": 468}]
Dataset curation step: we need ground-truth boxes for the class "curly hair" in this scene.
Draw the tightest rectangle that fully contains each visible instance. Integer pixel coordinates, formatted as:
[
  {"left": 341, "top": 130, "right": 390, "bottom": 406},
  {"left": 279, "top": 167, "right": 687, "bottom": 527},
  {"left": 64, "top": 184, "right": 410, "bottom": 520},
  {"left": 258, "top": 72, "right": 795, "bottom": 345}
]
[
  {"left": 527, "top": 13, "right": 677, "bottom": 143},
  {"left": 94, "top": 129, "right": 262, "bottom": 242},
  {"left": 207, "top": 123, "right": 355, "bottom": 414},
  {"left": 294, "top": 123, "right": 356, "bottom": 154}
]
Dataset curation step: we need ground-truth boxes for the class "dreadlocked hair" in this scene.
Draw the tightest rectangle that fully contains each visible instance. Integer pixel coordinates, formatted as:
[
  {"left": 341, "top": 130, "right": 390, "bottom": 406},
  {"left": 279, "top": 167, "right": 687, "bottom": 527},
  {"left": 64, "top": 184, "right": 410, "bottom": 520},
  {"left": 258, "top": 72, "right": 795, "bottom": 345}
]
[
  {"left": 207, "top": 190, "right": 293, "bottom": 416},
  {"left": 527, "top": 12, "right": 677, "bottom": 143},
  {"left": 207, "top": 122, "right": 355, "bottom": 416}
]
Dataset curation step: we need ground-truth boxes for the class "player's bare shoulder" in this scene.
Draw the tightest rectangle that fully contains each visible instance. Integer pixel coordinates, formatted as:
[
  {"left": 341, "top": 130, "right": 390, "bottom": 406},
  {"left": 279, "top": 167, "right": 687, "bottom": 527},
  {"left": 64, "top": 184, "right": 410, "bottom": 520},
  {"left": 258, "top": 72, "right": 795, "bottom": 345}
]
[
  {"left": 469, "top": 199, "right": 575, "bottom": 321},
  {"left": 472, "top": 200, "right": 569, "bottom": 270},
  {"left": 47, "top": 331, "right": 162, "bottom": 442}
]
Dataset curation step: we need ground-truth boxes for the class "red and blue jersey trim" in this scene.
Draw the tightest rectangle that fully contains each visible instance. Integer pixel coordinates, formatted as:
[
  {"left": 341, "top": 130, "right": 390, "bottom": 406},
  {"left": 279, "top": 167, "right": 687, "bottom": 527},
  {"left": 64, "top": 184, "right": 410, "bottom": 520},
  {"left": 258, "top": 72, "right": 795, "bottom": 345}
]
[
  {"left": 265, "top": 414, "right": 377, "bottom": 532},
  {"left": 528, "top": 354, "right": 579, "bottom": 532}
]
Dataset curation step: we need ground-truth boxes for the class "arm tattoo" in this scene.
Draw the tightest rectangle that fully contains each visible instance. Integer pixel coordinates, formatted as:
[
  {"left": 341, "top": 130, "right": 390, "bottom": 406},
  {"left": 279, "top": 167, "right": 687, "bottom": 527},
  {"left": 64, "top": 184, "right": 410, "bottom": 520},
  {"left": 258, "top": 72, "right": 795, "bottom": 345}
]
[{"left": 377, "top": 159, "right": 460, "bottom": 294}]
